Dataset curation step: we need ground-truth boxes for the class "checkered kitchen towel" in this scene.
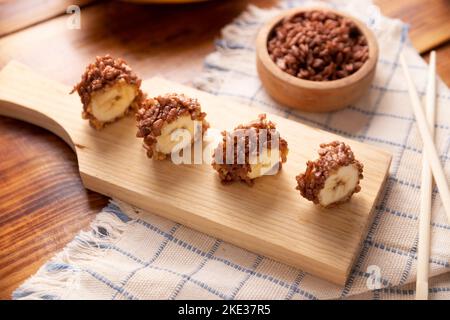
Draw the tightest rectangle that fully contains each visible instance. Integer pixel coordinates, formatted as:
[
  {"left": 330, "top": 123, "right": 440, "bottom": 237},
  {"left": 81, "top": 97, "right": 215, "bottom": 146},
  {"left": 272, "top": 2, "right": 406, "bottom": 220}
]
[{"left": 14, "top": 0, "right": 450, "bottom": 300}]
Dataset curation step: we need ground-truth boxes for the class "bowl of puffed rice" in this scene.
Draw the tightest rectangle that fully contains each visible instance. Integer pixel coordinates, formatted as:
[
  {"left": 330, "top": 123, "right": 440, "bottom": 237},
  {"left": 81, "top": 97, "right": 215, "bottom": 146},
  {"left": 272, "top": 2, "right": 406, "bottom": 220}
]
[{"left": 256, "top": 7, "right": 378, "bottom": 112}]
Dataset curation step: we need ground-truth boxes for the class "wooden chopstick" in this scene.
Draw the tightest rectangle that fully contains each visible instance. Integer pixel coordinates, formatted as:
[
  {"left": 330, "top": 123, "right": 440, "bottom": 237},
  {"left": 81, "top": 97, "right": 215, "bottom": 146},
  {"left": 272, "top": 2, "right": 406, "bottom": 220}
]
[
  {"left": 415, "top": 51, "right": 436, "bottom": 300},
  {"left": 400, "top": 53, "right": 450, "bottom": 224}
]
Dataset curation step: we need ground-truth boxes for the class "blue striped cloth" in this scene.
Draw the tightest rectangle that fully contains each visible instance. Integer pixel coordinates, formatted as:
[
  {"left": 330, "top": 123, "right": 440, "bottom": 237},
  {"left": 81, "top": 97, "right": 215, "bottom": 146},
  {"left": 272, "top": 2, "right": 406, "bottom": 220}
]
[{"left": 14, "top": 0, "right": 450, "bottom": 300}]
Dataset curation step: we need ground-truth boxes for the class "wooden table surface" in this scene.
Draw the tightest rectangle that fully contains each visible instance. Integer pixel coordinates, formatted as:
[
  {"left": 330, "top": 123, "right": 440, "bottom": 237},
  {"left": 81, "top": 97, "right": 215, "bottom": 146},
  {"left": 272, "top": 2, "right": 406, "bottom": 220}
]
[{"left": 1, "top": 0, "right": 450, "bottom": 300}]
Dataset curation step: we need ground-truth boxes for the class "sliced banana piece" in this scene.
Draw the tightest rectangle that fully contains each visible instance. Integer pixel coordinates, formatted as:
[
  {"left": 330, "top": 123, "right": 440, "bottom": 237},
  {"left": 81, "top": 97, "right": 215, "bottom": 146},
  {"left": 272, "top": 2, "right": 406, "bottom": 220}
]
[
  {"left": 90, "top": 81, "right": 138, "bottom": 123},
  {"left": 155, "top": 115, "right": 196, "bottom": 154},
  {"left": 317, "top": 164, "right": 360, "bottom": 207},
  {"left": 296, "top": 141, "right": 363, "bottom": 207},
  {"left": 247, "top": 148, "right": 280, "bottom": 179},
  {"left": 212, "top": 114, "right": 289, "bottom": 185},
  {"left": 136, "top": 93, "right": 209, "bottom": 160},
  {"left": 71, "top": 54, "right": 142, "bottom": 130}
]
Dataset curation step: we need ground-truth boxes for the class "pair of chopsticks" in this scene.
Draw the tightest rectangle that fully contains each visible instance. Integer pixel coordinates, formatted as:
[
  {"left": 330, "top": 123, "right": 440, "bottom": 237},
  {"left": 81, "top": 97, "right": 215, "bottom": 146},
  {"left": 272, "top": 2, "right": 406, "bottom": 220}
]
[{"left": 400, "top": 51, "right": 450, "bottom": 300}]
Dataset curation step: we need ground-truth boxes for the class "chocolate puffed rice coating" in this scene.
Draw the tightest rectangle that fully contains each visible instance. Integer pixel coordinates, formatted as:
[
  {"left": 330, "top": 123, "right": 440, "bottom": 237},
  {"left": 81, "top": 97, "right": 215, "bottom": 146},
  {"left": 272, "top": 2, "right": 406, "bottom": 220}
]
[
  {"left": 71, "top": 54, "right": 143, "bottom": 129},
  {"left": 136, "top": 93, "right": 209, "bottom": 160},
  {"left": 212, "top": 114, "right": 288, "bottom": 185},
  {"left": 296, "top": 141, "right": 363, "bottom": 206}
]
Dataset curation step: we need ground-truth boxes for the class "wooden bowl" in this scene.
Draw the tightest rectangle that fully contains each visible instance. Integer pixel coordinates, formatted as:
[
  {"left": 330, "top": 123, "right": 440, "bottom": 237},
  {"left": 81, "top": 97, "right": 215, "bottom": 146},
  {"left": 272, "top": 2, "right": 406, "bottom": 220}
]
[{"left": 256, "top": 7, "right": 379, "bottom": 112}]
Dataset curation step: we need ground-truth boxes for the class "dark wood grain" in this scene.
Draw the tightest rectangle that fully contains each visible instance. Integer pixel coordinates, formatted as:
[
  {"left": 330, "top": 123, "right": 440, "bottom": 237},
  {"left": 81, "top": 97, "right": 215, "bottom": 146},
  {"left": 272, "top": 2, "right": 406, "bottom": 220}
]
[
  {"left": 0, "top": 0, "right": 449, "bottom": 300},
  {"left": 374, "top": 0, "right": 450, "bottom": 53},
  {"left": 0, "top": 0, "right": 277, "bottom": 300},
  {"left": 0, "top": 0, "right": 96, "bottom": 37},
  {"left": 0, "top": 117, "right": 108, "bottom": 299},
  {"left": 0, "top": 0, "right": 275, "bottom": 86}
]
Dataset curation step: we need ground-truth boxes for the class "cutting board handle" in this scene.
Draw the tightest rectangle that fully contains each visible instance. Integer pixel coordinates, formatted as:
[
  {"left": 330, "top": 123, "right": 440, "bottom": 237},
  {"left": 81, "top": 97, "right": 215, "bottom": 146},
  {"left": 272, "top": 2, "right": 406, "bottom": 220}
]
[{"left": 0, "top": 61, "right": 76, "bottom": 150}]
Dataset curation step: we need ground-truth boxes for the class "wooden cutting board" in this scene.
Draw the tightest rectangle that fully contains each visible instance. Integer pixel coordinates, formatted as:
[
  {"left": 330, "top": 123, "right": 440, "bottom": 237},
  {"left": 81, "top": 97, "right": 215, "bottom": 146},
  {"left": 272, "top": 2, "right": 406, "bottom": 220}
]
[{"left": 0, "top": 61, "right": 391, "bottom": 285}]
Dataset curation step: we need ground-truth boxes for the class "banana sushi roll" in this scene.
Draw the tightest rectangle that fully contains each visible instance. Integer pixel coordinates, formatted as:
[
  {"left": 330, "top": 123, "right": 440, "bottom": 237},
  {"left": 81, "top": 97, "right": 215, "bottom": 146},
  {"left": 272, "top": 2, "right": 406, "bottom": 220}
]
[
  {"left": 136, "top": 93, "right": 210, "bottom": 160},
  {"left": 71, "top": 54, "right": 143, "bottom": 129},
  {"left": 212, "top": 114, "right": 288, "bottom": 185},
  {"left": 296, "top": 141, "right": 363, "bottom": 207}
]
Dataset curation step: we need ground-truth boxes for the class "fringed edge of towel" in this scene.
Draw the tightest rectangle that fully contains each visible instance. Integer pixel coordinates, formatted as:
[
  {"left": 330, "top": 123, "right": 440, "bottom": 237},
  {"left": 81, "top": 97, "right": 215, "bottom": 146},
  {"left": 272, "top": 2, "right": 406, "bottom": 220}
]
[
  {"left": 193, "top": 4, "right": 281, "bottom": 95},
  {"left": 12, "top": 200, "right": 138, "bottom": 300}
]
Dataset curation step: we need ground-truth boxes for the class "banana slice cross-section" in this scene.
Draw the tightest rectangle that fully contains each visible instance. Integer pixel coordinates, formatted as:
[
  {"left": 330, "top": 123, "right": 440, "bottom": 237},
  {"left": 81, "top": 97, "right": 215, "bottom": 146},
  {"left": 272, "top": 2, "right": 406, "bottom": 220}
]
[
  {"left": 71, "top": 54, "right": 142, "bottom": 130},
  {"left": 155, "top": 115, "right": 197, "bottom": 154},
  {"left": 296, "top": 141, "right": 363, "bottom": 207},
  {"left": 136, "top": 93, "right": 209, "bottom": 160},
  {"left": 90, "top": 81, "right": 138, "bottom": 123},
  {"left": 317, "top": 164, "right": 361, "bottom": 207},
  {"left": 212, "top": 114, "right": 289, "bottom": 185},
  {"left": 247, "top": 148, "right": 282, "bottom": 179}
]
